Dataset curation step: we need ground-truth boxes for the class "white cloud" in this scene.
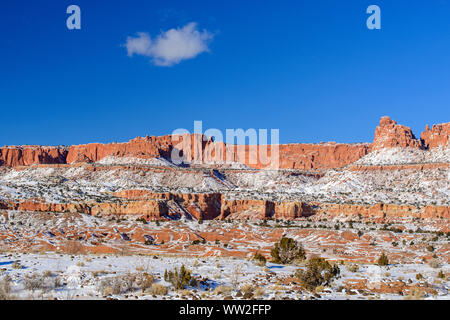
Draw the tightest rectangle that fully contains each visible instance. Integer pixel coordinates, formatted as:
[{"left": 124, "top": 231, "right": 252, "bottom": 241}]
[{"left": 125, "top": 22, "right": 214, "bottom": 66}]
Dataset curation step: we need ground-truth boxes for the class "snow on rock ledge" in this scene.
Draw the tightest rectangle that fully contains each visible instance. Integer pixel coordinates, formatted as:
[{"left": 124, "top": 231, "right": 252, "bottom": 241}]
[{"left": 354, "top": 147, "right": 450, "bottom": 166}]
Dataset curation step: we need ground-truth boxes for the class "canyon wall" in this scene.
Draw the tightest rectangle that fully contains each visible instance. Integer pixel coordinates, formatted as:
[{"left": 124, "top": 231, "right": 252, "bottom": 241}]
[
  {"left": 421, "top": 123, "right": 450, "bottom": 149},
  {"left": 2, "top": 191, "right": 447, "bottom": 221},
  {"left": 0, "top": 146, "right": 67, "bottom": 167},
  {"left": 1, "top": 116, "right": 448, "bottom": 169}
]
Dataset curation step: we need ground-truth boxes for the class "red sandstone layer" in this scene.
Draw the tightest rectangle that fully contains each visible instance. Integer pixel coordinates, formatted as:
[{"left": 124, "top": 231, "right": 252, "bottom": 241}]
[
  {"left": 0, "top": 117, "right": 448, "bottom": 169},
  {"left": 1, "top": 190, "right": 447, "bottom": 222}
]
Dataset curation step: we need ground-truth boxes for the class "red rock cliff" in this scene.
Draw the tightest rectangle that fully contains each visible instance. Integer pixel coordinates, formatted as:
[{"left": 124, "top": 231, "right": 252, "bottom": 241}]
[
  {"left": 1, "top": 116, "right": 447, "bottom": 169},
  {"left": 421, "top": 123, "right": 450, "bottom": 149},
  {"left": 0, "top": 146, "right": 67, "bottom": 167},
  {"left": 372, "top": 116, "right": 423, "bottom": 150}
]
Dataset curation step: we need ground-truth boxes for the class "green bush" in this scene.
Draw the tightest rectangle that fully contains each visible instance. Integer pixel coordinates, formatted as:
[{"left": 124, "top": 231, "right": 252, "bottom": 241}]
[
  {"left": 252, "top": 252, "right": 267, "bottom": 266},
  {"left": 164, "top": 265, "right": 197, "bottom": 290},
  {"left": 377, "top": 252, "right": 389, "bottom": 266},
  {"left": 294, "top": 257, "right": 340, "bottom": 290},
  {"left": 270, "top": 237, "right": 306, "bottom": 264}
]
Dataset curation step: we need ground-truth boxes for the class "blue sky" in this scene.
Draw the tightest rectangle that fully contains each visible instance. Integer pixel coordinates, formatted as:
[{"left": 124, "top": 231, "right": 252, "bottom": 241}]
[{"left": 1, "top": 0, "right": 449, "bottom": 146}]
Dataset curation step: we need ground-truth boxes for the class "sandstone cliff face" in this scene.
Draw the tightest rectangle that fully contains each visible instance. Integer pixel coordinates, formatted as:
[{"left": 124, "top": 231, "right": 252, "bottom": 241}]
[
  {"left": 66, "top": 135, "right": 175, "bottom": 164},
  {"left": 314, "top": 202, "right": 449, "bottom": 220},
  {"left": 112, "top": 190, "right": 222, "bottom": 220},
  {"left": 0, "top": 146, "right": 67, "bottom": 167},
  {"left": 4, "top": 196, "right": 447, "bottom": 221},
  {"left": 1, "top": 116, "right": 447, "bottom": 169},
  {"left": 275, "top": 143, "right": 370, "bottom": 169},
  {"left": 372, "top": 116, "right": 423, "bottom": 150},
  {"left": 421, "top": 123, "right": 450, "bottom": 149},
  {"left": 273, "top": 201, "right": 315, "bottom": 219}
]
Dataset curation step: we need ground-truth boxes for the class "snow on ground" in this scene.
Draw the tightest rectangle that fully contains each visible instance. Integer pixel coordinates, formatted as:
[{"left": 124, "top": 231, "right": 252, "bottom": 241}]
[
  {"left": 96, "top": 156, "right": 178, "bottom": 167},
  {"left": 0, "top": 161, "right": 448, "bottom": 206},
  {"left": 354, "top": 147, "right": 450, "bottom": 166},
  {"left": 0, "top": 252, "right": 448, "bottom": 300}
]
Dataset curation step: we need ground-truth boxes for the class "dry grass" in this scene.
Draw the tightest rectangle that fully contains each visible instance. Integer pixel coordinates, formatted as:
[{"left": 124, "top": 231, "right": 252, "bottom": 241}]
[
  {"left": 148, "top": 283, "right": 168, "bottom": 296},
  {"left": 92, "top": 270, "right": 108, "bottom": 277},
  {"left": 135, "top": 272, "right": 154, "bottom": 292},
  {"left": 348, "top": 264, "right": 359, "bottom": 272},
  {"left": 240, "top": 283, "right": 254, "bottom": 295},
  {"left": 253, "top": 287, "right": 266, "bottom": 298},
  {"left": 214, "top": 285, "right": 232, "bottom": 296},
  {"left": 0, "top": 275, "right": 14, "bottom": 300},
  {"left": 230, "top": 265, "right": 242, "bottom": 290},
  {"left": 428, "top": 259, "right": 441, "bottom": 269},
  {"left": 42, "top": 270, "right": 52, "bottom": 278},
  {"left": 97, "top": 272, "right": 153, "bottom": 296},
  {"left": 24, "top": 273, "right": 47, "bottom": 293},
  {"left": 404, "top": 287, "right": 426, "bottom": 300}
]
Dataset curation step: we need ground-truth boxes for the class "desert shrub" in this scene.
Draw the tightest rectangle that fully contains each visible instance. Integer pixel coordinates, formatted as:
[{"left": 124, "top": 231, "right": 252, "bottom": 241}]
[
  {"left": 98, "top": 273, "right": 137, "bottom": 295},
  {"left": 437, "top": 270, "right": 445, "bottom": 279},
  {"left": 0, "top": 275, "right": 13, "bottom": 300},
  {"left": 135, "top": 272, "right": 154, "bottom": 292},
  {"left": 214, "top": 285, "right": 232, "bottom": 296},
  {"left": 294, "top": 257, "right": 340, "bottom": 291},
  {"left": 149, "top": 283, "right": 168, "bottom": 295},
  {"left": 230, "top": 265, "right": 242, "bottom": 289},
  {"left": 415, "top": 273, "right": 423, "bottom": 281},
  {"left": 164, "top": 265, "right": 196, "bottom": 290},
  {"left": 240, "top": 283, "right": 254, "bottom": 295},
  {"left": 42, "top": 270, "right": 52, "bottom": 278},
  {"left": 253, "top": 287, "right": 266, "bottom": 298},
  {"left": 98, "top": 279, "right": 114, "bottom": 296},
  {"left": 270, "top": 237, "right": 306, "bottom": 264},
  {"left": 348, "top": 264, "right": 359, "bottom": 272},
  {"left": 11, "top": 262, "right": 22, "bottom": 269},
  {"left": 24, "top": 273, "right": 46, "bottom": 292},
  {"left": 377, "top": 253, "right": 389, "bottom": 266},
  {"left": 428, "top": 259, "right": 441, "bottom": 269},
  {"left": 426, "top": 245, "right": 435, "bottom": 252},
  {"left": 252, "top": 252, "right": 267, "bottom": 266},
  {"left": 121, "top": 273, "right": 136, "bottom": 293},
  {"left": 404, "top": 287, "right": 426, "bottom": 300}
]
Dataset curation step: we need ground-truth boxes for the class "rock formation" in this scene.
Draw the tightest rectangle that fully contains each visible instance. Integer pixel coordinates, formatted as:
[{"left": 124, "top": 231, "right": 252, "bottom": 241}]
[
  {"left": 372, "top": 116, "right": 423, "bottom": 150},
  {"left": 421, "top": 123, "right": 450, "bottom": 149},
  {"left": 1, "top": 116, "right": 448, "bottom": 169}
]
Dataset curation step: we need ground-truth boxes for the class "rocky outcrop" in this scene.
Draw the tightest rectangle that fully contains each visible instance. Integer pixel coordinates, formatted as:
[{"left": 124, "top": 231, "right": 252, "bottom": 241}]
[
  {"left": 273, "top": 202, "right": 315, "bottom": 219},
  {"left": 372, "top": 116, "right": 423, "bottom": 150},
  {"left": 275, "top": 143, "right": 370, "bottom": 170},
  {"left": 421, "top": 123, "right": 450, "bottom": 149},
  {"left": 66, "top": 135, "right": 191, "bottom": 164},
  {"left": 220, "top": 199, "right": 274, "bottom": 220},
  {"left": 3, "top": 196, "right": 447, "bottom": 221},
  {"left": 313, "top": 202, "right": 449, "bottom": 220},
  {"left": 0, "top": 117, "right": 447, "bottom": 170},
  {"left": 0, "top": 146, "right": 67, "bottom": 167}
]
